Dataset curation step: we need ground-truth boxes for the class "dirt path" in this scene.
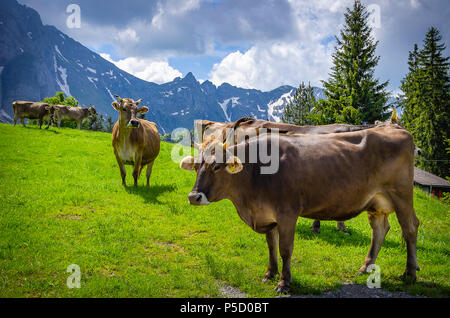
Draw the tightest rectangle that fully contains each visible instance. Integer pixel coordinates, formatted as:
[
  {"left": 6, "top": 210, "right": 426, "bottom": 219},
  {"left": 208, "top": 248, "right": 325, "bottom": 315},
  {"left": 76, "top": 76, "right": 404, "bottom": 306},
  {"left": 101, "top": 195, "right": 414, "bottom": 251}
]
[
  {"left": 288, "top": 283, "right": 425, "bottom": 298},
  {"left": 219, "top": 282, "right": 425, "bottom": 298}
]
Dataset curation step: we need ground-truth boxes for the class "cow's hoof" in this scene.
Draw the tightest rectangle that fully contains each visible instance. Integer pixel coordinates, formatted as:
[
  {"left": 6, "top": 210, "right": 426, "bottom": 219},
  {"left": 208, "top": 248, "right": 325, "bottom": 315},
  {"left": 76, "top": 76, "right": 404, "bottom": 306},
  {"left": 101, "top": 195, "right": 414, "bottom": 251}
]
[
  {"left": 339, "top": 229, "right": 351, "bottom": 235},
  {"left": 275, "top": 285, "right": 290, "bottom": 294},
  {"left": 357, "top": 266, "right": 368, "bottom": 275},
  {"left": 310, "top": 227, "right": 320, "bottom": 234},
  {"left": 400, "top": 271, "right": 417, "bottom": 284},
  {"left": 262, "top": 272, "right": 277, "bottom": 283}
]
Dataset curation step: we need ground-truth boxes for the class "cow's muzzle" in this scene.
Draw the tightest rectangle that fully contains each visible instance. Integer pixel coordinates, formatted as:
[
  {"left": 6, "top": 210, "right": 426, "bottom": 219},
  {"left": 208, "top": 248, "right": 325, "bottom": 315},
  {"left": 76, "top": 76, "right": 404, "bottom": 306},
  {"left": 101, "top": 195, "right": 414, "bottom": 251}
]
[
  {"left": 127, "top": 119, "right": 140, "bottom": 128},
  {"left": 188, "top": 191, "right": 210, "bottom": 206}
]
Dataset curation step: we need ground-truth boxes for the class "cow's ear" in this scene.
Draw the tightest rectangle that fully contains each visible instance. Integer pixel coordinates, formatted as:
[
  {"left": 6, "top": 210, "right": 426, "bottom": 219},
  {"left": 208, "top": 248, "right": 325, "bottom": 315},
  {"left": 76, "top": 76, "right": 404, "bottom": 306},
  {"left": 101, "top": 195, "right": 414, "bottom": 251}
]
[
  {"left": 225, "top": 156, "right": 243, "bottom": 174},
  {"left": 180, "top": 156, "right": 195, "bottom": 171},
  {"left": 135, "top": 99, "right": 142, "bottom": 105},
  {"left": 138, "top": 106, "right": 149, "bottom": 114},
  {"left": 112, "top": 101, "right": 121, "bottom": 111}
]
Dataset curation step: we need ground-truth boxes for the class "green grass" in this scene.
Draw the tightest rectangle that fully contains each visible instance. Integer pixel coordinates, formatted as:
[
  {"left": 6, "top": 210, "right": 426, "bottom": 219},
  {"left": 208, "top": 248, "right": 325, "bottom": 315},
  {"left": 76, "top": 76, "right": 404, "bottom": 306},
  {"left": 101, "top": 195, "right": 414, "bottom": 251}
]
[{"left": 0, "top": 123, "right": 448, "bottom": 298}]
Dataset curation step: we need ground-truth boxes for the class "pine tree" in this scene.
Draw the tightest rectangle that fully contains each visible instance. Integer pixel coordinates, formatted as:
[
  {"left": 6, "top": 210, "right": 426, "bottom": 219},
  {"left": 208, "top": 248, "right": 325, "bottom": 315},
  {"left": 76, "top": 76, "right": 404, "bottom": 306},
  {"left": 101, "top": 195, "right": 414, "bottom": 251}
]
[
  {"left": 402, "top": 27, "right": 450, "bottom": 177},
  {"left": 281, "top": 82, "right": 316, "bottom": 125},
  {"left": 400, "top": 43, "right": 421, "bottom": 133},
  {"left": 105, "top": 116, "right": 115, "bottom": 133},
  {"left": 319, "top": 0, "right": 390, "bottom": 124}
]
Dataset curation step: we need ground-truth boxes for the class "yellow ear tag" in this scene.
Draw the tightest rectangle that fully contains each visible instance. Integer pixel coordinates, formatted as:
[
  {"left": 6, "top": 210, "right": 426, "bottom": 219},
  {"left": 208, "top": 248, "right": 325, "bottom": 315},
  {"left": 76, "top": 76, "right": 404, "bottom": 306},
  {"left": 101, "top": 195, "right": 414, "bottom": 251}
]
[{"left": 228, "top": 164, "right": 236, "bottom": 173}]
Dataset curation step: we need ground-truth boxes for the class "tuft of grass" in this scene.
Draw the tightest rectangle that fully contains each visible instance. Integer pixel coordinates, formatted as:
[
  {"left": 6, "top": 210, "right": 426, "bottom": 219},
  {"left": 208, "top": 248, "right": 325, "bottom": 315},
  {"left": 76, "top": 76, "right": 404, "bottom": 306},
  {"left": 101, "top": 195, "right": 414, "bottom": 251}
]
[{"left": 0, "top": 123, "right": 448, "bottom": 297}]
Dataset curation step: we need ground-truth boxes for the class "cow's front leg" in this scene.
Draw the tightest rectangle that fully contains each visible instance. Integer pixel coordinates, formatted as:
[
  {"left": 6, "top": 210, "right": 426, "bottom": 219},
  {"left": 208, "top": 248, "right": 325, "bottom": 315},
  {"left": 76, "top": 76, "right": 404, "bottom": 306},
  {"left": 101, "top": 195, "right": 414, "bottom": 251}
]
[
  {"left": 263, "top": 227, "right": 279, "bottom": 282},
  {"left": 276, "top": 221, "right": 296, "bottom": 293},
  {"left": 78, "top": 120, "right": 82, "bottom": 130},
  {"left": 114, "top": 149, "right": 127, "bottom": 186},
  {"left": 132, "top": 156, "right": 143, "bottom": 187}
]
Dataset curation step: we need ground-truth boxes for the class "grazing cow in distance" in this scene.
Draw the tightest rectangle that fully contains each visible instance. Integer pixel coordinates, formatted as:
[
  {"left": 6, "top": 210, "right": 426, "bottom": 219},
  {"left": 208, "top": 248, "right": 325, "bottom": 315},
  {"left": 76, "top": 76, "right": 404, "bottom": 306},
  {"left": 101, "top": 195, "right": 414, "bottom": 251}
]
[
  {"left": 181, "top": 125, "right": 419, "bottom": 293},
  {"left": 54, "top": 105, "right": 97, "bottom": 129},
  {"left": 111, "top": 95, "right": 160, "bottom": 187},
  {"left": 12, "top": 101, "right": 59, "bottom": 129}
]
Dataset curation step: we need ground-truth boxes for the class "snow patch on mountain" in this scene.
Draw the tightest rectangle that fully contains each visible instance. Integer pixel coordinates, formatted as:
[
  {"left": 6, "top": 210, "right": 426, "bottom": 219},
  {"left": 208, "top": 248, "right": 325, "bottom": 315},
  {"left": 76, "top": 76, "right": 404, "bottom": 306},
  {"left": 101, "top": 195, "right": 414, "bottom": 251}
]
[
  {"left": 267, "top": 90, "right": 294, "bottom": 122},
  {"left": 87, "top": 76, "right": 98, "bottom": 89},
  {"left": 105, "top": 87, "right": 115, "bottom": 101},
  {"left": 54, "top": 45, "right": 68, "bottom": 62},
  {"left": 86, "top": 67, "right": 97, "bottom": 74},
  {"left": 53, "top": 55, "right": 71, "bottom": 97}
]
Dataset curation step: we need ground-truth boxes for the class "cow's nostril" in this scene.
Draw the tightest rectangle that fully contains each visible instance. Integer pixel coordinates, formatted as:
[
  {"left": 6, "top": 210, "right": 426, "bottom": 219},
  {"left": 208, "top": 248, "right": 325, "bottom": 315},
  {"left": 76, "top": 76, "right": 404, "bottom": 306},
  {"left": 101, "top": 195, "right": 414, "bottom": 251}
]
[{"left": 195, "top": 195, "right": 201, "bottom": 202}]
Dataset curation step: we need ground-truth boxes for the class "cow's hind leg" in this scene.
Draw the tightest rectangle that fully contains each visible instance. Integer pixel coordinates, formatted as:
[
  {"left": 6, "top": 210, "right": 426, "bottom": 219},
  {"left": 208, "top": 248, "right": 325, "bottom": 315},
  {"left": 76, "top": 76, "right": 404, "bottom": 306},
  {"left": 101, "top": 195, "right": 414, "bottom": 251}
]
[
  {"left": 276, "top": 221, "right": 296, "bottom": 293},
  {"left": 21, "top": 117, "right": 25, "bottom": 127},
  {"left": 311, "top": 220, "right": 320, "bottom": 233},
  {"left": 358, "top": 212, "right": 390, "bottom": 274},
  {"left": 263, "top": 227, "right": 279, "bottom": 282},
  {"left": 146, "top": 161, "right": 154, "bottom": 186},
  {"left": 337, "top": 222, "right": 350, "bottom": 235},
  {"left": 392, "top": 194, "right": 420, "bottom": 282}
]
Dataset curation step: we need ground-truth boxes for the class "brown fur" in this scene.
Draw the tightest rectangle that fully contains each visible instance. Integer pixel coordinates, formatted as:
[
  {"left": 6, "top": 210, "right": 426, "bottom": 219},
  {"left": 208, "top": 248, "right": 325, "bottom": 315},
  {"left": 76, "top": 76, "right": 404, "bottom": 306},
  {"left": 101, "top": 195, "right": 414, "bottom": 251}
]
[
  {"left": 111, "top": 96, "right": 160, "bottom": 187},
  {"left": 54, "top": 105, "right": 96, "bottom": 129},
  {"left": 184, "top": 125, "right": 419, "bottom": 292},
  {"left": 12, "top": 101, "right": 58, "bottom": 129}
]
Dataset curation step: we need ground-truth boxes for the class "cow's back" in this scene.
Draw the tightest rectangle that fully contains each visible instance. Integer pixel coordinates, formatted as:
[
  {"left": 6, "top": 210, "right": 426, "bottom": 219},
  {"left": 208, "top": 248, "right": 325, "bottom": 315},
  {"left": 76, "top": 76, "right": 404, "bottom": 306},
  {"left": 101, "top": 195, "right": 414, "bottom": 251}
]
[
  {"left": 13, "top": 101, "right": 48, "bottom": 118},
  {"left": 237, "top": 126, "right": 414, "bottom": 220}
]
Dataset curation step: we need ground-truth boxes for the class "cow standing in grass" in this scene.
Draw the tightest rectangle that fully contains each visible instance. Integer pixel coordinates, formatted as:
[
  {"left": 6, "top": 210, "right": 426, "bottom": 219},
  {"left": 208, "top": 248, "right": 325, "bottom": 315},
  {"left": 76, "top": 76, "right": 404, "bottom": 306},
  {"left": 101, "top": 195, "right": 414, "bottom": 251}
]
[
  {"left": 193, "top": 111, "right": 402, "bottom": 235},
  {"left": 12, "top": 101, "right": 59, "bottom": 129},
  {"left": 181, "top": 125, "right": 419, "bottom": 293},
  {"left": 54, "top": 105, "right": 97, "bottom": 129},
  {"left": 111, "top": 95, "right": 160, "bottom": 187}
]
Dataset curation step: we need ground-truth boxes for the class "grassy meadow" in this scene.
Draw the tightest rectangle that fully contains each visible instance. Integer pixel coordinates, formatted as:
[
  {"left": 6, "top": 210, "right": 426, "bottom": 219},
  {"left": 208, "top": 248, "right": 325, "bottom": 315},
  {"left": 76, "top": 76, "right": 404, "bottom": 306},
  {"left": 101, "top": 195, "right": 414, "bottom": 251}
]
[{"left": 0, "top": 123, "right": 448, "bottom": 297}]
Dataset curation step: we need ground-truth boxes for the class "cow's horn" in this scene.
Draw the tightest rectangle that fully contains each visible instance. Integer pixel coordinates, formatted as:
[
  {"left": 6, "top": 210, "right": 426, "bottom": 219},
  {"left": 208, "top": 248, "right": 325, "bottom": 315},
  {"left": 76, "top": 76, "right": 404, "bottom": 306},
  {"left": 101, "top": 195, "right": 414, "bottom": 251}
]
[{"left": 114, "top": 94, "right": 123, "bottom": 102}]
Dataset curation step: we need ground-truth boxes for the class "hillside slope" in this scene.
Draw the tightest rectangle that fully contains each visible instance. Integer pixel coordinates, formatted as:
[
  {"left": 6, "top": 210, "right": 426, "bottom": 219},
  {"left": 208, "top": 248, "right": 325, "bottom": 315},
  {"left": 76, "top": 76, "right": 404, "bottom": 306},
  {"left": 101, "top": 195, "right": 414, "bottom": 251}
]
[{"left": 0, "top": 123, "right": 448, "bottom": 297}]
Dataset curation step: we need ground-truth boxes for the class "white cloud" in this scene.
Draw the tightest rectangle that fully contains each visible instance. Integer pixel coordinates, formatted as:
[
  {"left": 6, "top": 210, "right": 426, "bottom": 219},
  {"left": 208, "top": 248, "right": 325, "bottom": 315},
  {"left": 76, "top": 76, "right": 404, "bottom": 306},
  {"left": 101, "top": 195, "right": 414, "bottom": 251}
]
[
  {"left": 100, "top": 53, "right": 182, "bottom": 84},
  {"left": 115, "top": 28, "right": 140, "bottom": 44},
  {"left": 209, "top": 41, "right": 333, "bottom": 91}
]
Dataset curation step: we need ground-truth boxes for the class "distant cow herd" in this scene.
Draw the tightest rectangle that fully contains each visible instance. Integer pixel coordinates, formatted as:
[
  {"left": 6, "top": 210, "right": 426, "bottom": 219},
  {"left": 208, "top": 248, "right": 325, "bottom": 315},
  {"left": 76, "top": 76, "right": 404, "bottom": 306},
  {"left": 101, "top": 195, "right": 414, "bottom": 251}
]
[
  {"left": 12, "top": 101, "right": 97, "bottom": 129},
  {"left": 11, "top": 97, "right": 420, "bottom": 293}
]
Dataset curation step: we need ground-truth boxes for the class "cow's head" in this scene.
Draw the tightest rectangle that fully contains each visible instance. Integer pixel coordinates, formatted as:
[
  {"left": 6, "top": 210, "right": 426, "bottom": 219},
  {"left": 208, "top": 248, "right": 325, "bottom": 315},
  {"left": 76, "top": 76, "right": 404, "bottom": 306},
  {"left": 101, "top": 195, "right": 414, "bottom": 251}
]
[
  {"left": 180, "top": 140, "right": 243, "bottom": 206},
  {"left": 88, "top": 105, "right": 97, "bottom": 115},
  {"left": 45, "top": 104, "right": 59, "bottom": 116},
  {"left": 112, "top": 95, "right": 148, "bottom": 128}
]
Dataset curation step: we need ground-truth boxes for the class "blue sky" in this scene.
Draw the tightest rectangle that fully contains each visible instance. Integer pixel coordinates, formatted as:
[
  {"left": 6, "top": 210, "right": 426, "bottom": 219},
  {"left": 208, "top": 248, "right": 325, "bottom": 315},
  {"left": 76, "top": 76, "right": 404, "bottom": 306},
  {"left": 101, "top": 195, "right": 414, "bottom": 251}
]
[{"left": 18, "top": 0, "right": 450, "bottom": 93}]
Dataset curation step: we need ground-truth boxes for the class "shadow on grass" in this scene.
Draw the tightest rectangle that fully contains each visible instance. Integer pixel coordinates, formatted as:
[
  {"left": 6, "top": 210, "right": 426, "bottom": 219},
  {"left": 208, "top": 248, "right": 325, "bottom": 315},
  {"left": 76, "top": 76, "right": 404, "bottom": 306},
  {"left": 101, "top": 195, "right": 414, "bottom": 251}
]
[
  {"left": 125, "top": 183, "right": 176, "bottom": 204},
  {"left": 18, "top": 125, "right": 61, "bottom": 134},
  {"left": 295, "top": 221, "right": 401, "bottom": 249}
]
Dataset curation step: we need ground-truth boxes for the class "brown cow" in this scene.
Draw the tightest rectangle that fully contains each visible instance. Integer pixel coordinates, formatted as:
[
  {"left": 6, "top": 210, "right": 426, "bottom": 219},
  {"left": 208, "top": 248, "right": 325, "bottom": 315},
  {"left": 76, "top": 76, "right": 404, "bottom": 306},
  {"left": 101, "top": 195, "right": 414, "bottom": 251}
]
[
  {"left": 12, "top": 101, "right": 59, "bottom": 129},
  {"left": 180, "top": 125, "right": 419, "bottom": 293},
  {"left": 193, "top": 117, "right": 391, "bottom": 235},
  {"left": 54, "top": 105, "right": 97, "bottom": 129},
  {"left": 111, "top": 95, "right": 160, "bottom": 187}
]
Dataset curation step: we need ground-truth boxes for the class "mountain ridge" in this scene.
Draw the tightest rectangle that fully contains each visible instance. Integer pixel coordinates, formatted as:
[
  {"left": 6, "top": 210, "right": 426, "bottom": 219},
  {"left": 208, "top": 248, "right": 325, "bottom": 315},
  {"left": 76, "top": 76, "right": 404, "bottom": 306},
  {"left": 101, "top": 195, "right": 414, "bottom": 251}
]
[{"left": 0, "top": 0, "right": 323, "bottom": 132}]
